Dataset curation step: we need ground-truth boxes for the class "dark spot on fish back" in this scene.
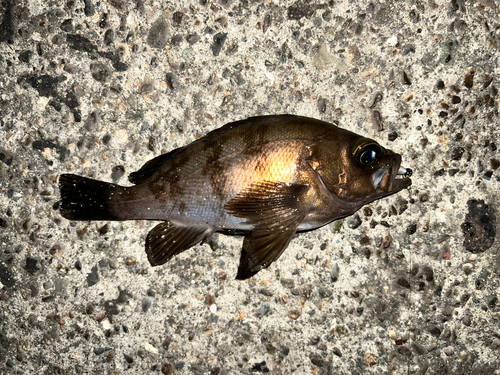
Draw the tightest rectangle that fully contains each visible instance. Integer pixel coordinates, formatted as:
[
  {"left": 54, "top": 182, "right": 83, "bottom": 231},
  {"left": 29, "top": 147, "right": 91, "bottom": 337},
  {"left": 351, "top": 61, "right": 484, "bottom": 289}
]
[
  {"left": 204, "top": 141, "right": 224, "bottom": 167},
  {"left": 152, "top": 153, "right": 192, "bottom": 201},
  {"left": 242, "top": 124, "right": 269, "bottom": 156},
  {"left": 196, "top": 135, "right": 233, "bottom": 201},
  {"left": 147, "top": 176, "right": 173, "bottom": 204},
  {"left": 178, "top": 201, "right": 187, "bottom": 214},
  {"left": 167, "top": 177, "right": 184, "bottom": 202},
  {"left": 207, "top": 158, "right": 226, "bottom": 200},
  {"left": 257, "top": 123, "right": 271, "bottom": 144}
]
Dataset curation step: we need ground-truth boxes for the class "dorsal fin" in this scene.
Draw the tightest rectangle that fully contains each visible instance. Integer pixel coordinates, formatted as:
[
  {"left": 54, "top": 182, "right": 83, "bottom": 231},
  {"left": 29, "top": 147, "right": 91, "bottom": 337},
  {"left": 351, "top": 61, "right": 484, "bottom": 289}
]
[{"left": 128, "top": 149, "right": 181, "bottom": 185}]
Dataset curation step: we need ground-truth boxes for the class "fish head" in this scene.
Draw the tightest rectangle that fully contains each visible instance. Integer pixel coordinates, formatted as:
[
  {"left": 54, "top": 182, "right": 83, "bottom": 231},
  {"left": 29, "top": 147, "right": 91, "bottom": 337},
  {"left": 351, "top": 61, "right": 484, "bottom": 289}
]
[{"left": 318, "top": 133, "right": 412, "bottom": 207}]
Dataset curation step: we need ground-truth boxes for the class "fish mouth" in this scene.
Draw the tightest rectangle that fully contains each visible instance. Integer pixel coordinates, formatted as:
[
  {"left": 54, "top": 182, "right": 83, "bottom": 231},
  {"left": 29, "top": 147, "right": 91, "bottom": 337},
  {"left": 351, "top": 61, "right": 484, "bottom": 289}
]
[
  {"left": 373, "top": 157, "right": 412, "bottom": 193},
  {"left": 393, "top": 165, "right": 413, "bottom": 190}
]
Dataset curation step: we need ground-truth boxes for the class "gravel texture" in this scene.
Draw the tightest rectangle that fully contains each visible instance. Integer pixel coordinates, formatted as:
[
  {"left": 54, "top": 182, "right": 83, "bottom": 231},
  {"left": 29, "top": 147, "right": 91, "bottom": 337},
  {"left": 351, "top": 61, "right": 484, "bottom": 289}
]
[{"left": 1, "top": 0, "right": 500, "bottom": 374}]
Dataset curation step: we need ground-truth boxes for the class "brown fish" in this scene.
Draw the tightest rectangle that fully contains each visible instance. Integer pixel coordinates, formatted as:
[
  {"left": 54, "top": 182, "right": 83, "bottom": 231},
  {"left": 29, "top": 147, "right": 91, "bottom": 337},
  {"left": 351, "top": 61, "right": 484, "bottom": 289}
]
[{"left": 59, "top": 115, "right": 412, "bottom": 279}]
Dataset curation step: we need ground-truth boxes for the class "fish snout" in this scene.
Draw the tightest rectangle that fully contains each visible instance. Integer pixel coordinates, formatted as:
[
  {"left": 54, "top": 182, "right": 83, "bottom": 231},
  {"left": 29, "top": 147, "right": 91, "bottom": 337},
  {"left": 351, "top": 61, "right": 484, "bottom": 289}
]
[{"left": 372, "top": 155, "right": 412, "bottom": 193}]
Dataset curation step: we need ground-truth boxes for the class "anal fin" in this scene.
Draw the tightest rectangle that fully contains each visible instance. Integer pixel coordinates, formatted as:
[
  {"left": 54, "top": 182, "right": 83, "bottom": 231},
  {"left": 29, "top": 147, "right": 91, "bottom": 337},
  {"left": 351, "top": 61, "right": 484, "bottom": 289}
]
[{"left": 146, "top": 221, "right": 211, "bottom": 266}]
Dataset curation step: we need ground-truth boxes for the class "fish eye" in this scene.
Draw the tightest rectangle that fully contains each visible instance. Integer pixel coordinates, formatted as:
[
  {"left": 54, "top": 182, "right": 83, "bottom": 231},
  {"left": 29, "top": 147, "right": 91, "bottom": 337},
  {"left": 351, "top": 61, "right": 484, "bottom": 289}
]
[{"left": 352, "top": 139, "right": 382, "bottom": 169}]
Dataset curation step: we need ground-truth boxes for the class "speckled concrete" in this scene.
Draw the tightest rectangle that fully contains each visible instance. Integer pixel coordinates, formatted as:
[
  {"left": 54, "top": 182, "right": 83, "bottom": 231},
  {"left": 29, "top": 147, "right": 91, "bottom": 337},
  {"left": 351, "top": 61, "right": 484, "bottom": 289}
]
[{"left": 1, "top": 0, "right": 499, "bottom": 374}]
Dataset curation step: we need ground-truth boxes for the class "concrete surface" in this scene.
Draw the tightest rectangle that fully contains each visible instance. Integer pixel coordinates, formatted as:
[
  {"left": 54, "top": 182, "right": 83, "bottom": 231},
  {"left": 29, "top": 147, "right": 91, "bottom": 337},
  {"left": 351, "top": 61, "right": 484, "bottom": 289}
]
[{"left": 0, "top": 0, "right": 499, "bottom": 374}]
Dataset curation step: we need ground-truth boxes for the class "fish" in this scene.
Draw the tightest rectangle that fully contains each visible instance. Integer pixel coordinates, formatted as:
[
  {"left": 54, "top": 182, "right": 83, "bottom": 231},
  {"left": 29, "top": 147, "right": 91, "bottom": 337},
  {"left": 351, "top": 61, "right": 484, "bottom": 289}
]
[{"left": 59, "top": 115, "right": 412, "bottom": 279}]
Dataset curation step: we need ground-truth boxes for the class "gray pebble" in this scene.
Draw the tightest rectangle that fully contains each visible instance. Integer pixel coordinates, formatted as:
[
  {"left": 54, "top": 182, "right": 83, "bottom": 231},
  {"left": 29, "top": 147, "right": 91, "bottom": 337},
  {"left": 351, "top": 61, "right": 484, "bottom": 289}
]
[
  {"left": 86, "top": 265, "right": 99, "bottom": 287},
  {"left": 257, "top": 302, "right": 271, "bottom": 317},
  {"left": 147, "top": 17, "right": 169, "bottom": 49},
  {"left": 212, "top": 33, "right": 227, "bottom": 56},
  {"left": 411, "top": 342, "right": 427, "bottom": 356},
  {"left": 347, "top": 214, "right": 362, "bottom": 229},
  {"left": 60, "top": 19, "right": 73, "bottom": 32},
  {"left": 331, "top": 263, "right": 340, "bottom": 282},
  {"left": 142, "top": 298, "right": 152, "bottom": 313}
]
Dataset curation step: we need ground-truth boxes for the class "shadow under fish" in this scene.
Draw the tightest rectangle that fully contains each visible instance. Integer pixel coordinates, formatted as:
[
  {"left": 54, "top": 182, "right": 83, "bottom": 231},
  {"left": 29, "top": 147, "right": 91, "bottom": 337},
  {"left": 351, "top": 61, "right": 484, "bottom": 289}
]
[{"left": 59, "top": 115, "right": 412, "bottom": 279}]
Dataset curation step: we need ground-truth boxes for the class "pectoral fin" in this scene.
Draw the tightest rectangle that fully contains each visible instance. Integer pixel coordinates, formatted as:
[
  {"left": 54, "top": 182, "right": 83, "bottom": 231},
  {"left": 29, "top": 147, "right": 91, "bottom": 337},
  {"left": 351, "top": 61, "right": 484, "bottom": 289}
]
[
  {"left": 235, "top": 215, "right": 301, "bottom": 280},
  {"left": 146, "top": 221, "right": 211, "bottom": 266},
  {"left": 225, "top": 181, "right": 309, "bottom": 279}
]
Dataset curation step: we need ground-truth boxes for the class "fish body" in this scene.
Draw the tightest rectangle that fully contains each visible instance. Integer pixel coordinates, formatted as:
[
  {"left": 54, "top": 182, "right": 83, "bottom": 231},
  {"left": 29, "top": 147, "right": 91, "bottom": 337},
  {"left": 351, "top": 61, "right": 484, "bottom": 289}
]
[{"left": 59, "top": 115, "right": 412, "bottom": 279}]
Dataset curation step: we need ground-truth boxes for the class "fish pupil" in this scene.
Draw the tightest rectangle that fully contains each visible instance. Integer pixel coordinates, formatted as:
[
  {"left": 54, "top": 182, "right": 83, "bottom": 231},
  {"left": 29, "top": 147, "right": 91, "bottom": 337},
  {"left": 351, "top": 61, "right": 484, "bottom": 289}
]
[{"left": 361, "top": 149, "right": 377, "bottom": 165}]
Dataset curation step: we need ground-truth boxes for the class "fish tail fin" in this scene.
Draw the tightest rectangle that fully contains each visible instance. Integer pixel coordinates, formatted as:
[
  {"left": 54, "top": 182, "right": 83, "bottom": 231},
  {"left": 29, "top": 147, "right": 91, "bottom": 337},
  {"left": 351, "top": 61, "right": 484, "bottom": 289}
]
[{"left": 58, "top": 174, "right": 122, "bottom": 221}]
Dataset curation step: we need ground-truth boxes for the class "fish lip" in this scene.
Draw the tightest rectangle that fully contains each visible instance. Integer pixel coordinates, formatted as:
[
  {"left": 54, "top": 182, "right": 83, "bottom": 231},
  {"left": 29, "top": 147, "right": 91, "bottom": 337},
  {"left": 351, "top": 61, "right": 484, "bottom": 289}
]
[
  {"left": 374, "top": 156, "right": 412, "bottom": 193},
  {"left": 390, "top": 158, "right": 412, "bottom": 191}
]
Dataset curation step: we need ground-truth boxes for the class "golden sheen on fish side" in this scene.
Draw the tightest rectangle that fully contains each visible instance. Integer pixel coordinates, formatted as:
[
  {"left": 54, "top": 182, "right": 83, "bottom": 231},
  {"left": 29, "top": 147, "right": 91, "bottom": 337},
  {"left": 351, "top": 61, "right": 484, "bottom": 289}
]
[{"left": 59, "top": 115, "right": 412, "bottom": 279}]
